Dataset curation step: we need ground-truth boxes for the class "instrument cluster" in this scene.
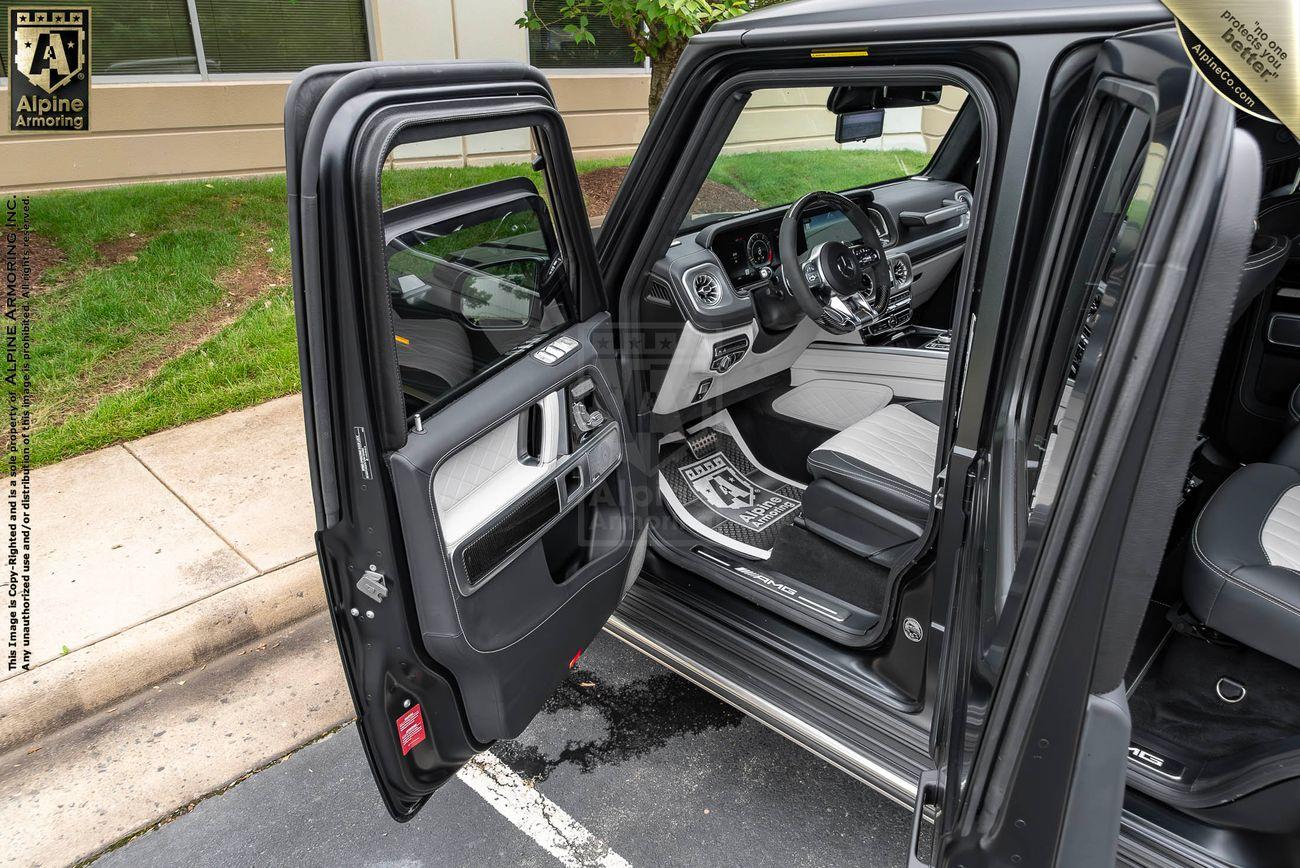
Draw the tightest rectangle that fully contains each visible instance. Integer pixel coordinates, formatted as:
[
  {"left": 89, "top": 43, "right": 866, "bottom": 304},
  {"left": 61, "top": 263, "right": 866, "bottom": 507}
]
[{"left": 711, "top": 223, "right": 782, "bottom": 292}]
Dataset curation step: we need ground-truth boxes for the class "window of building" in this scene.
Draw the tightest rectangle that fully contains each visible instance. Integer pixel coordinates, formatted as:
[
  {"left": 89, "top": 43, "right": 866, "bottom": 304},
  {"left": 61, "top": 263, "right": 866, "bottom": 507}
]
[
  {"left": 191, "top": 0, "right": 370, "bottom": 75},
  {"left": 93, "top": 0, "right": 201, "bottom": 75},
  {"left": 1, "top": 0, "right": 370, "bottom": 79},
  {"left": 526, "top": 0, "right": 641, "bottom": 69}
]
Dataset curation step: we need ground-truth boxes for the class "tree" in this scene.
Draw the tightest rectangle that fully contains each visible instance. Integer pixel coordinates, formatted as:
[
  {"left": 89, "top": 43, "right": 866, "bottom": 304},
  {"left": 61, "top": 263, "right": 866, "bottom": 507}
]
[{"left": 518, "top": 1, "right": 776, "bottom": 116}]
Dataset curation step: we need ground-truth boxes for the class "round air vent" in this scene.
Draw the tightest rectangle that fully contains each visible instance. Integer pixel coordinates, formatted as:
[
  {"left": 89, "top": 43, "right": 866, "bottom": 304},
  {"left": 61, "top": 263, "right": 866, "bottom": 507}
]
[
  {"left": 891, "top": 257, "right": 911, "bottom": 286},
  {"left": 691, "top": 271, "right": 723, "bottom": 308}
]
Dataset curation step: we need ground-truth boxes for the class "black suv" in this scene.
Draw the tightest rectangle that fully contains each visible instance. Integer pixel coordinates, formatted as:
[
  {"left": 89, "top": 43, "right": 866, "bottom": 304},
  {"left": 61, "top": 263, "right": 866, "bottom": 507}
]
[{"left": 285, "top": 0, "right": 1299, "bottom": 863}]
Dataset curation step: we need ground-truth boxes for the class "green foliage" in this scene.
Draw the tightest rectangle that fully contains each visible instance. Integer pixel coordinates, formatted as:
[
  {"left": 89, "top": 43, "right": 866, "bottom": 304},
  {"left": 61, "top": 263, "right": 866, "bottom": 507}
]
[{"left": 517, "top": 0, "right": 749, "bottom": 65}]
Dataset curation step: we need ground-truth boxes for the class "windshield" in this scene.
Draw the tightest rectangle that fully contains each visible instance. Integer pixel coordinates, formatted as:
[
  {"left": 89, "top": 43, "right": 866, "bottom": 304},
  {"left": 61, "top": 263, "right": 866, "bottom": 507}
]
[{"left": 682, "top": 85, "right": 964, "bottom": 231}]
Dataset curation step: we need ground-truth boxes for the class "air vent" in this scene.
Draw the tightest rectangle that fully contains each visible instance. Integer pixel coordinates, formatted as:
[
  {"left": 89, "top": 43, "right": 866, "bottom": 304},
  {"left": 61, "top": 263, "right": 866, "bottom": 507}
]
[
  {"left": 954, "top": 190, "right": 973, "bottom": 210},
  {"left": 868, "top": 208, "right": 892, "bottom": 247},
  {"left": 645, "top": 280, "right": 674, "bottom": 307},
  {"left": 891, "top": 257, "right": 911, "bottom": 286},
  {"left": 690, "top": 271, "right": 723, "bottom": 308}
]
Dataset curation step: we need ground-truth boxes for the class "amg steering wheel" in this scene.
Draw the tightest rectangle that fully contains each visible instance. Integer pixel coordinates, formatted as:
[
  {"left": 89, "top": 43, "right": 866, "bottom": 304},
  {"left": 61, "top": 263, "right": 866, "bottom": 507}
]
[{"left": 778, "top": 191, "right": 891, "bottom": 335}]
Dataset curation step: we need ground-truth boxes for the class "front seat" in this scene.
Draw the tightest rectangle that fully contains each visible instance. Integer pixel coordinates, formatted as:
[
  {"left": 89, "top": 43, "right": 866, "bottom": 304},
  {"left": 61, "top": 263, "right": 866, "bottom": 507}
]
[
  {"left": 800, "top": 400, "right": 940, "bottom": 563},
  {"left": 1185, "top": 414, "right": 1300, "bottom": 669}
]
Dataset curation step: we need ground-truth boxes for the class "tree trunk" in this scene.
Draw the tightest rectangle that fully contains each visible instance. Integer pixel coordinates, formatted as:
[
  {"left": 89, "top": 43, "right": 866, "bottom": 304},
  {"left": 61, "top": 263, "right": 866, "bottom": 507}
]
[{"left": 648, "top": 40, "right": 687, "bottom": 117}]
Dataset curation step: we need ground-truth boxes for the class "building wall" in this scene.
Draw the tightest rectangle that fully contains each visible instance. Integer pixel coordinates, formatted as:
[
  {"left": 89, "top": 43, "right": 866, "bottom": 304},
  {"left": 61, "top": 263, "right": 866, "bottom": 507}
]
[
  {"left": 0, "top": 0, "right": 960, "bottom": 192},
  {"left": 0, "top": 0, "right": 651, "bottom": 191}
]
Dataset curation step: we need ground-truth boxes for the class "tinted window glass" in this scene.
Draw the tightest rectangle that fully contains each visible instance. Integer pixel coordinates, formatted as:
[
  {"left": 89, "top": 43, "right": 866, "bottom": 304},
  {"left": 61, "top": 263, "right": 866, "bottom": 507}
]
[
  {"left": 683, "top": 85, "right": 966, "bottom": 228},
  {"left": 383, "top": 168, "right": 573, "bottom": 419},
  {"left": 1027, "top": 103, "right": 1155, "bottom": 513}
]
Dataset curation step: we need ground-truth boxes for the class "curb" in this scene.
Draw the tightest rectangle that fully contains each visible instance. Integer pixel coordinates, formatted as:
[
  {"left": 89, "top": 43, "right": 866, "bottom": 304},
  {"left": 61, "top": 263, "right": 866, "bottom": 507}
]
[{"left": 0, "top": 556, "right": 328, "bottom": 754}]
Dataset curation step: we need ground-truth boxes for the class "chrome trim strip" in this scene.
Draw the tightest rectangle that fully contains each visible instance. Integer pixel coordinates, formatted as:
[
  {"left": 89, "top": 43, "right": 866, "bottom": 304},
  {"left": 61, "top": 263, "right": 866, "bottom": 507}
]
[
  {"left": 807, "top": 341, "right": 949, "bottom": 360},
  {"left": 602, "top": 614, "right": 920, "bottom": 808}
]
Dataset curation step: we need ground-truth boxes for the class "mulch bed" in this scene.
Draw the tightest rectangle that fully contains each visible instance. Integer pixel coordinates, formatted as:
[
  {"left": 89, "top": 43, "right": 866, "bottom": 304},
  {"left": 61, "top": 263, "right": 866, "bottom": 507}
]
[
  {"left": 577, "top": 165, "right": 758, "bottom": 219},
  {"left": 28, "top": 233, "right": 66, "bottom": 295}
]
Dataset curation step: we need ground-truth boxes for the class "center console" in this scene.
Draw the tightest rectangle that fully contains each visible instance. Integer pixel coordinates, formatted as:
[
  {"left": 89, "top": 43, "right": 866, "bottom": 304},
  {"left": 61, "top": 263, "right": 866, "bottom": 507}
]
[
  {"left": 863, "top": 325, "right": 951, "bottom": 352},
  {"left": 862, "top": 252, "right": 914, "bottom": 338}
]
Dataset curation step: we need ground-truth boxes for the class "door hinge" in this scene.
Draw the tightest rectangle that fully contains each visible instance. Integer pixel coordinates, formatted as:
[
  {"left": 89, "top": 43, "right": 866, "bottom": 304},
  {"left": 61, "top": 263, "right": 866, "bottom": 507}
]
[
  {"left": 357, "top": 568, "right": 388, "bottom": 604},
  {"left": 933, "top": 466, "right": 948, "bottom": 510}
]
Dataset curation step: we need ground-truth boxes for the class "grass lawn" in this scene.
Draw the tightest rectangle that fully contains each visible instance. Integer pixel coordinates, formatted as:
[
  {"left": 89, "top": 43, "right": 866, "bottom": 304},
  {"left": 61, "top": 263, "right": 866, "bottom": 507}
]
[
  {"left": 27, "top": 147, "right": 927, "bottom": 466},
  {"left": 707, "top": 148, "right": 930, "bottom": 209}
]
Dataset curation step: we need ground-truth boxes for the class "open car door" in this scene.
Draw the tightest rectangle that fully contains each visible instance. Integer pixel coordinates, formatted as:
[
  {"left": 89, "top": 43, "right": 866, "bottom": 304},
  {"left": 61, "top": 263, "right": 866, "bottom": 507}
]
[
  {"left": 914, "top": 26, "right": 1260, "bottom": 867},
  {"left": 285, "top": 62, "right": 644, "bottom": 820}
]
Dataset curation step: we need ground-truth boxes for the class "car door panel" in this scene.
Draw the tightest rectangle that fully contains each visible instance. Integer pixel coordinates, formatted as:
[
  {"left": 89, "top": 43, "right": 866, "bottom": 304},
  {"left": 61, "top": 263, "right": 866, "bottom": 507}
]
[
  {"left": 920, "top": 26, "right": 1255, "bottom": 866},
  {"left": 388, "top": 316, "right": 632, "bottom": 742},
  {"left": 286, "top": 61, "right": 641, "bottom": 820}
]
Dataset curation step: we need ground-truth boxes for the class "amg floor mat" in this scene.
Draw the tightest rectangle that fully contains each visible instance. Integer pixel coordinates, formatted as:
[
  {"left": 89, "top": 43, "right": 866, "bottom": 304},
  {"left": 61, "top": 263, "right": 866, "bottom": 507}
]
[
  {"left": 659, "top": 427, "right": 803, "bottom": 559},
  {"left": 764, "top": 524, "right": 890, "bottom": 615},
  {"left": 1129, "top": 632, "right": 1300, "bottom": 762}
]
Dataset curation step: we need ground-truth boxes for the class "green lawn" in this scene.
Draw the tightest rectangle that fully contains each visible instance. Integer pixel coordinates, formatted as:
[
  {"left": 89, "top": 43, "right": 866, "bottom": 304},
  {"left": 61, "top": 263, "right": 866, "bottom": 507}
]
[
  {"left": 27, "top": 147, "right": 927, "bottom": 466},
  {"left": 707, "top": 148, "right": 930, "bottom": 208}
]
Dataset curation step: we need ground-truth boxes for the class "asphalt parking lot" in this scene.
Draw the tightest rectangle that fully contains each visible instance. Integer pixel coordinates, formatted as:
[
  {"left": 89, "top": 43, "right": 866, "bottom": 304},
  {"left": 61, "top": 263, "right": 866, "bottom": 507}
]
[{"left": 97, "top": 633, "right": 912, "bottom": 867}]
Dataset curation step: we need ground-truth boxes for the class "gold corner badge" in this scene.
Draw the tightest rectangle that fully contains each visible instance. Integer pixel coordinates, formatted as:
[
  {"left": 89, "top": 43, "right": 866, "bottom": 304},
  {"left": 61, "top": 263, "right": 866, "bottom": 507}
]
[
  {"left": 1164, "top": 1, "right": 1297, "bottom": 135},
  {"left": 9, "top": 8, "right": 91, "bottom": 132}
]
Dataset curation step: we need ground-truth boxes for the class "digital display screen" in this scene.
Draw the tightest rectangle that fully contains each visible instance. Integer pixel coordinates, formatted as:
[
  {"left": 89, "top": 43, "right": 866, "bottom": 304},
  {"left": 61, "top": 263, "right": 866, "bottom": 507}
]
[{"left": 835, "top": 109, "right": 885, "bottom": 143}]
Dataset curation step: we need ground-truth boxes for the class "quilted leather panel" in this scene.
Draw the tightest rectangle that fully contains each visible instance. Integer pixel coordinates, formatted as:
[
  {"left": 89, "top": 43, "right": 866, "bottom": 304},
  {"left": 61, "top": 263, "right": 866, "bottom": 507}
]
[
  {"left": 813, "top": 403, "right": 939, "bottom": 491},
  {"left": 1262, "top": 485, "right": 1300, "bottom": 571},
  {"left": 434, "top": 414, "right": 520, "bottom": 514},
  {"left": 771, "top": 379, "right": 893, "bottom": 430}
]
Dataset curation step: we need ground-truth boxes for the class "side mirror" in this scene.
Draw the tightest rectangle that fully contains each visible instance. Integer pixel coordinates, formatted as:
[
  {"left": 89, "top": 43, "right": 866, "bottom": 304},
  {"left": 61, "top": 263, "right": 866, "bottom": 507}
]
[
  {"left": 456, "top": 258, "right": 546, "bottom": 329},
  {"left": 383, "top": 176, "right": 562, "bottom": 330}
]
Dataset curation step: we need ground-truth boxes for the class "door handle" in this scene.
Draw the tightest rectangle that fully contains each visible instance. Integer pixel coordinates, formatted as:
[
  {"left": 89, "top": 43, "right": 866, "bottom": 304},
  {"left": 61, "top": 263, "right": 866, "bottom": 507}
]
[
  {"left": 572, "top": 401, "right": 604, "bottom": 432},
  {"left": 907, "top": 768, "right": 943, "bottom": 868},
  {"left": 900, "top": 201, "right": 969, "bottom": 227}
]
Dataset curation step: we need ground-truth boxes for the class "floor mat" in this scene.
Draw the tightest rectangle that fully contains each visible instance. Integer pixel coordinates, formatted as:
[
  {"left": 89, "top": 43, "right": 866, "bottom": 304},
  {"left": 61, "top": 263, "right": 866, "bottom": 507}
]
[
  {"left": 659, "top": 426, "right": 803, "bottom": 559},
  {"left": 764, "top": 524, "right": 890, "bottom": 615},
  {"left": 1129, "top": 631, "right": 1300, "bottom": 762}
]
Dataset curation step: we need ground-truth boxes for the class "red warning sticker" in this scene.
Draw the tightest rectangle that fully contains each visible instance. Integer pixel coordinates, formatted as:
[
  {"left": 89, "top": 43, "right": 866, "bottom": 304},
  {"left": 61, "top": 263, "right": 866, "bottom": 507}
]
[{"left": 396, "top": 704, "right": 426, "bottom": 756}]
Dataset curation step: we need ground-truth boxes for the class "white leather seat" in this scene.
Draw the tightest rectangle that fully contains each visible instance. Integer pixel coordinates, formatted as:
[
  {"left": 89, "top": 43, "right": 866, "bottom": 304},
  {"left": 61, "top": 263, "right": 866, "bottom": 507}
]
[{"left": 806, "top": 401, "right": 941, "bottom": 521}]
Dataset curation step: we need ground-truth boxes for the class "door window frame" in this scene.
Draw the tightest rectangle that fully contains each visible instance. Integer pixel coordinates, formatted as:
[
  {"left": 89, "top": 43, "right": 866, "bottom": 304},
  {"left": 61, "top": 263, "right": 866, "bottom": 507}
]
[{"left": 349, "top": 101, "right": 603, "bottom": 451}]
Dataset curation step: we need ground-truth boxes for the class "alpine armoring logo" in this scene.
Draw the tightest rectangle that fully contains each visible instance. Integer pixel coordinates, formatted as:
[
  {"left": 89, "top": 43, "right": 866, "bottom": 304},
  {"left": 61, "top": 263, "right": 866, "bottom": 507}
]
[{"left": 9, "top": 8, "right": 90, "bottom": 132}]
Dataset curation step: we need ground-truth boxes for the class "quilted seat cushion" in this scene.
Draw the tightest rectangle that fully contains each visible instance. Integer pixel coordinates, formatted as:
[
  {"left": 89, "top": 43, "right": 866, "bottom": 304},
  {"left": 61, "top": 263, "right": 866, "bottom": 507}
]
[
  {"left": 1184, "top": 462, "right": 1300, "bottom": 668},
  {"left": 806, "top": 401, "right": 940, "bottom": 521}
]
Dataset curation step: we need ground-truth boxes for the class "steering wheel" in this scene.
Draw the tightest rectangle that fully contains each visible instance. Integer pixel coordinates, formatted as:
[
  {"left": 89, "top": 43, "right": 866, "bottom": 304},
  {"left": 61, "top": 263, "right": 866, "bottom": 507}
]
[{"left": 778, "top": 191, "right": 891, "bottom": 335}]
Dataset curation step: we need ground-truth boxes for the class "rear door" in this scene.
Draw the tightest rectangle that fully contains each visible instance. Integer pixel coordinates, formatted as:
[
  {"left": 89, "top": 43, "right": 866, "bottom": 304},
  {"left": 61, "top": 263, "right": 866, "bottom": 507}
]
[
  {"left": 286, "top": 63, "right": 644, "bottom": 819},
  {"left": 911, "top": 26, "right": 1260, "bottom": 867}
]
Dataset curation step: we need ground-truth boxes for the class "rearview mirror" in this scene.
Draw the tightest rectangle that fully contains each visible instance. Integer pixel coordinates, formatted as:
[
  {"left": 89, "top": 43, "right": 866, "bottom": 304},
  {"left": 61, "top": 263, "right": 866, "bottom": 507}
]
[
  {"left": 827, "top": 85, "right": 942, "bottom": 113},
  {"left": 835, "top": 108, "right": 885, "bottom": 143}
]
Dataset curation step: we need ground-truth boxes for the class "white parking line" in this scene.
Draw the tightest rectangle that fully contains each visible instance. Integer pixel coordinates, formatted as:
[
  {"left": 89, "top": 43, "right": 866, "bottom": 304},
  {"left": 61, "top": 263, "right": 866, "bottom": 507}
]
[{"left": 458, "top": 751, "right": 633, "bottom": 868}]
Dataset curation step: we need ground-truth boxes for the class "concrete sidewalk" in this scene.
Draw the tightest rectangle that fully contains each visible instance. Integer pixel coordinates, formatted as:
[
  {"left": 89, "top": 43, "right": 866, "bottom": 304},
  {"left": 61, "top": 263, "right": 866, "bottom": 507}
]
[
  {"left": 0, "top": 395, "right": 353, "bottom": 866},
  {"left": 3, "top": 395, "right": 325, "bottom": 749}
]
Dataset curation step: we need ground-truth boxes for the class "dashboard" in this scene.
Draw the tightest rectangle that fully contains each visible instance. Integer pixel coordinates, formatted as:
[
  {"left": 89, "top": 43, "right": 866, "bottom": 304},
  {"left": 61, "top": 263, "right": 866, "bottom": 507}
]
[
  {"left": 708, "top": 205, "right": 887, "bottom": 293},
  {"left": 644, "top": 177, "right": 974, "bottom": 415}
]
